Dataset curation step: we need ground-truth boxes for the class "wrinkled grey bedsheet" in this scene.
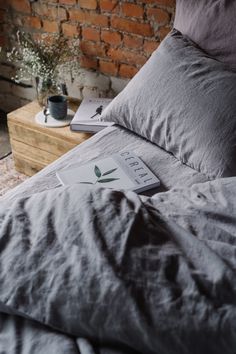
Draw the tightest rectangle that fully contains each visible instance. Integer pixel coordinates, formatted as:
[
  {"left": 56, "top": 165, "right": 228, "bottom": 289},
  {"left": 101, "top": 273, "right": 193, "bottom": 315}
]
[
  {"left": 1, "top": 125, "right": 208, "bottom": 202},
  {"left": 0, "top": 174, "right": 236, "bottom": 354}
]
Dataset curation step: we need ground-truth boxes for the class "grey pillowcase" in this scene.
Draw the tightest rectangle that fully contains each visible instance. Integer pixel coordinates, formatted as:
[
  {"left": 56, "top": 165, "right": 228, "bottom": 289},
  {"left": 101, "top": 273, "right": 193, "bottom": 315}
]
[
  {"left": 101, "top": 30, "right": 236, "bottom": 179},
  {"left": 174, "top": 0, "right": 236, "bottom": 71}
]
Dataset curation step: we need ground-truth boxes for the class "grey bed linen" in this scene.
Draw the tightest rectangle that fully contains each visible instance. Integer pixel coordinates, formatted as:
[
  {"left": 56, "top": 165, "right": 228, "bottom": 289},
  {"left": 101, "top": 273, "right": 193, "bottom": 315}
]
[
  {"left": 1, "top": 125, "right": 208, "bottom": 203},
  {"left": 0, "top": 313, "right": 80, "bottom": 354},
  {"left": 0, "top": 125, "right": 209, "bottom": 353},
  {"left": 0, "top": 177, "right": 236, "bottom": 354}
]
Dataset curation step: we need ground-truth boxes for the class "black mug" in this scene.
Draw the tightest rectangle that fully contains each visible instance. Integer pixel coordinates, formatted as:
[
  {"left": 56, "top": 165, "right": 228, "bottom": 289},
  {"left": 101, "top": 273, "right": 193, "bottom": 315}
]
[{"left": 48, "top": 95, "right": 67, "bottom": 120}]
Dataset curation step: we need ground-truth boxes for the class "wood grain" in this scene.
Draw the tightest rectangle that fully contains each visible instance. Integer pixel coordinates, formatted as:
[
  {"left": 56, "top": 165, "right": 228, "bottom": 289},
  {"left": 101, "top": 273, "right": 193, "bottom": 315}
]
[
  {"left": 13, "top": 153, "right": 47, "bottom": 176},
  {"left": 7, "top": 100, "right": 93, "bottom": 176},
  {"left": 10, "top": 139, "right": 58, "bottom": 165}
]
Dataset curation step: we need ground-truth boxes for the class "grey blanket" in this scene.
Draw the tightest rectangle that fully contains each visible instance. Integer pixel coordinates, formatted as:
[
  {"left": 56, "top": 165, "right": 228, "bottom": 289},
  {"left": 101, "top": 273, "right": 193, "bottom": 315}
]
[
  {"left": 0, "top": 178, "right": 236, "bottom": 353},
  {"left": 2, "top": 126, "right": 208, "bottom": 204}
]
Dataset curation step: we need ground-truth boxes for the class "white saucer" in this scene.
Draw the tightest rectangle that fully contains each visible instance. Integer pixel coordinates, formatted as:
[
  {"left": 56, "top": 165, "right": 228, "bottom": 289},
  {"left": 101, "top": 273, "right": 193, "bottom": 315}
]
[{"left": 35, "top": 108, "right": 75, "bottom": 128}]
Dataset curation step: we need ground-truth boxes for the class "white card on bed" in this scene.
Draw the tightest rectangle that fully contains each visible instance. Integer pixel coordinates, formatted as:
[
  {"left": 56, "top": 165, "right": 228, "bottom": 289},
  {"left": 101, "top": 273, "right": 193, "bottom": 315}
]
[{"left": 56, "top": 151, "right": 160, "bottom": 193}]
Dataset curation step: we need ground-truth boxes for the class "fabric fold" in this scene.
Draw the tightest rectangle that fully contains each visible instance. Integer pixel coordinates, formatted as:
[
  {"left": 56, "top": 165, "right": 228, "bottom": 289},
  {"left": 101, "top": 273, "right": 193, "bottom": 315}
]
[{"left": 0, "top": 181, "right": 236, "bottom": 353}]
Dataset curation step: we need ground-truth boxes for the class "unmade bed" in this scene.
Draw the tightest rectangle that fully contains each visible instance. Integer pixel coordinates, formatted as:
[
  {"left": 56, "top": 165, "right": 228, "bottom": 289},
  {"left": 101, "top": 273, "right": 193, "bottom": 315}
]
[
  {"left": 2, "top": 125, "right": 208, "bottom": 203},
  {"left": 1, "top": 124, "right": 236, "bottom": 354},
  {"left": 2, "top": 0, "right": 236, "bottom": 353}
]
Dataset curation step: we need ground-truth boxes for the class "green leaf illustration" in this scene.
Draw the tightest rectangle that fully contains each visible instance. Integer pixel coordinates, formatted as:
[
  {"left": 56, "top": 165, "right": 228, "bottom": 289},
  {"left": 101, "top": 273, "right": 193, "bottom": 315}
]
[
  {"left": 98, "top": 178, "right": 120, "bottom": 183},
  {"left": 94, "top": 165, "right": 101, "bottom": 178},
  {"left": 79, "top": 182, "right": 94, "bottom": 185},
  {"left": 102, "top": 168, "right": 117, "bottom": 176}
]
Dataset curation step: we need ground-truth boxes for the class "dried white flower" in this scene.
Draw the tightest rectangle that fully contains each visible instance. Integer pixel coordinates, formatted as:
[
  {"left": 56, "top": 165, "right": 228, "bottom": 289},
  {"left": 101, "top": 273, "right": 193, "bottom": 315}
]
[{"left": 6, "top": 31, "right": 81, "bottom": 85}]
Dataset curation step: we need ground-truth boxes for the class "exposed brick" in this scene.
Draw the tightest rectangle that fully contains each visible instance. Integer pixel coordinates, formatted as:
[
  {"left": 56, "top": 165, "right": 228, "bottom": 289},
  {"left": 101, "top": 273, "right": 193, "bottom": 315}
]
[
  {"left": 1, "top": 0, "right": 175, "bottom": 106},
  {"left": 108, "top": 48, "right": 146, "bottom": 66},
  {"left": 99, "top": 60, "right": 118, "bottom": 76},
  {"left": 23, "top": 16, "right": 41, "bottom": 30},
  {"left": 80, "top": 55, "right": 98, "bottom": 70},
  {"left": 119, "top": 64, "right": 139, "bottom": 78},
  {"left": 146, "top": 8, "right": 170, "bottom": 25},
  {"left": 90, "top": 13, "right": 109, "bottom": 26},
  {"left": 62, "top": 23, "right": 79, "bottom": 36},
  {"left": 33, "top": 4, "right": 67, "bottom": 20},
  {"left": 10, "top": 0, "right": 31, "bottom": 14},
  {"left": 49, "top": 7, "right": 68, "bottom": 20},
  {"left": 111, "top": 16, "right": 153, "bottom": 36},
  {"left": 121, "top": 3, "right": 144, "bottom": 18},
  {"left": 82, "top": 27, "right": 100, "bottom": 41},
  {"left": 69, "top": 8, "right": 83, "bottom": 21},
  {"left": 143, "top": 39, "right": 159, "bottom": 54},
  {"left": 43, "top": 20, "right": 59, "bottom": 33},
  {"left": 32, "top": 3, "right": 48, "bottom": 16},
  {"left": 100, "top": 0, "right": 118, "bottom": 12},
  {"left": 69, "top": 9, "right": 108, "bottom": 27},
  {"left": 123, "top": 34, "right": 143, "bottom": 49},
  {"left": 59, "top": 0, "right": 76, "bottom": 4},
  {"left": 78, "top": 0, "right": 97, "bottom": 10},
  {"left": 158, "top": 26, "right": 171, "bottom": 40},
  {"left": 80, "top": 41, "right": 107, "bottom": 57},
  {"left": 101, "top": 30, "right": 121, "bottom": 46}
]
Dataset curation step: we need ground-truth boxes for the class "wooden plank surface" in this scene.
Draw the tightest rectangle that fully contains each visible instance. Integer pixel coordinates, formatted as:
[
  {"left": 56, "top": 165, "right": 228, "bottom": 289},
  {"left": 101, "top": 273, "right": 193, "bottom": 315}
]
[
  {"left": 8, "top": 122, "right": 78, "bottom": 156},
  {"left": 13, "top": 152, "right": 47, "bottom": 176},
  {"left": 10, "top": 139, "right": 58, "bottom": 165},
  {"left": 7, "top": 100, "right": 92, "bottom": 146},
  {"left": 7, "top": 99, "right": 93, "bottom": 176}
]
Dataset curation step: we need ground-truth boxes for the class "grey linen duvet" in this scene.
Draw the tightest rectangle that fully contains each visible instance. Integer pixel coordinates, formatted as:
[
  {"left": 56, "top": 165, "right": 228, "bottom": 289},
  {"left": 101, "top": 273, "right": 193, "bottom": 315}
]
[{"left": 0, "top": 178, "right": 236, "bottom": 354}]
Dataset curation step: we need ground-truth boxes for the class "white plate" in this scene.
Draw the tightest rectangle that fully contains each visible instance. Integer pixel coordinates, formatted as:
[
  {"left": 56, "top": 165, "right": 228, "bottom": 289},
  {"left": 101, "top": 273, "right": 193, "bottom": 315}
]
[{"left": 35, "top": 108, "right": 75, "bottom": 128}]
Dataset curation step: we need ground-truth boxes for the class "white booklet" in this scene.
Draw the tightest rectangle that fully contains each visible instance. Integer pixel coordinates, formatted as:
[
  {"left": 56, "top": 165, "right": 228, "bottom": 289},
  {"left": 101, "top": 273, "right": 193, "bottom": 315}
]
[
  {"left": 70, "top": 98, "right": 114, "bottom": 132},
  {"left": 56, "top": 151, "right": 160, "bottom": 194}
]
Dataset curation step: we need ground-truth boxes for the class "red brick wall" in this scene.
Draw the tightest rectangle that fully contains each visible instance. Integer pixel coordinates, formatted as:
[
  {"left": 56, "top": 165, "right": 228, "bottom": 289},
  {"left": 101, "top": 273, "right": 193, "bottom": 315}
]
[
  {"left": 1, "top": 0, "right": 175, "bottom": 79},
  {"left": 0, "top": 0, "right": 175, "bottom": 111}
]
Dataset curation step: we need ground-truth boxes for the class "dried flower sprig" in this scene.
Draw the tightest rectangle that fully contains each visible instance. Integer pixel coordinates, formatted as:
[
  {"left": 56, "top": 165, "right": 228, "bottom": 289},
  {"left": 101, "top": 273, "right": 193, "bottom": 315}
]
[{"left": 6, "top": 31, "right": 80, "bottom": 85}]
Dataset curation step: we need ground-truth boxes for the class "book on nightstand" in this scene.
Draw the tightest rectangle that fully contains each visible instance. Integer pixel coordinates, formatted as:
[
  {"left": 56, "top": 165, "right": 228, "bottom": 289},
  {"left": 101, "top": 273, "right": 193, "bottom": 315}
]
[
  {"left": 70, "top": 98, "right": 114, "bottom": 132},
  {"left": 56, "top": 151, "right": 160, "bottom": 194}
]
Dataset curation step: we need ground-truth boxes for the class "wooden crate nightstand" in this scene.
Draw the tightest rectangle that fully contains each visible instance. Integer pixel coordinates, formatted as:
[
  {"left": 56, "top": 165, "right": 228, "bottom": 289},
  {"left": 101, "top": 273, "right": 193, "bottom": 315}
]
[{"left": 7, "top": 100, "right": 92, "bottom": 176}]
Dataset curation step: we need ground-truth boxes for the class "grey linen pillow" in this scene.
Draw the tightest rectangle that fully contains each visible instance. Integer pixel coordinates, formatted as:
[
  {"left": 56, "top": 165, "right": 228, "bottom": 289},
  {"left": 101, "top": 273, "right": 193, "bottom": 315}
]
[
  {"left": 101, "top": 30, "right": 236, "bottom": 179},
  {"left": 174, "top": 0, "right": 236, "bottom": 71}
]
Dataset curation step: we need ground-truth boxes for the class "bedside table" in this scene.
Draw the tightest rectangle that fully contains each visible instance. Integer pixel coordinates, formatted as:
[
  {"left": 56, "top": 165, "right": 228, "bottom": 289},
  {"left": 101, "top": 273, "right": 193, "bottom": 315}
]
[{"left": 7, "top": 100, "right": 92, "bottom": 176}]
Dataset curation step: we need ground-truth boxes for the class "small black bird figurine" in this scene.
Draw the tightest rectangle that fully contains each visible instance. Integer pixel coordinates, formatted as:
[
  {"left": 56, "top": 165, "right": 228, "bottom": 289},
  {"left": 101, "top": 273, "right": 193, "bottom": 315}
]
[{"left": 90, "top": 105, "right": 103, "bottom": 119}]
